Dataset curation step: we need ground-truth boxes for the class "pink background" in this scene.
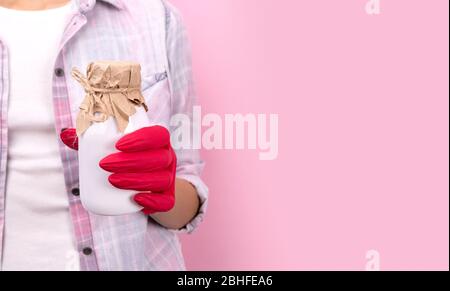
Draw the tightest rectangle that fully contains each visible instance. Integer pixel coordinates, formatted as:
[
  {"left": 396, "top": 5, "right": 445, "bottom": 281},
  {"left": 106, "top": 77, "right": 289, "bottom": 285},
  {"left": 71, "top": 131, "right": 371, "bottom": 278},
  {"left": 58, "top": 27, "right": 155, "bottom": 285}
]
[{"left": 171, "top": 0, "right": 449, "bottom": 270}]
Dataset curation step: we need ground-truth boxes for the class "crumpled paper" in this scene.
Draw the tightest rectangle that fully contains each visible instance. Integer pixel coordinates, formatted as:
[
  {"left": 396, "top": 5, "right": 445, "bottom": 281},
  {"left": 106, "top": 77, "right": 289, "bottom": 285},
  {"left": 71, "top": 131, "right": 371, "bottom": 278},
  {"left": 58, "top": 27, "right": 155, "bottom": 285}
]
[{"left": 72, "top": 61, "right": 148, "bottom": 136}]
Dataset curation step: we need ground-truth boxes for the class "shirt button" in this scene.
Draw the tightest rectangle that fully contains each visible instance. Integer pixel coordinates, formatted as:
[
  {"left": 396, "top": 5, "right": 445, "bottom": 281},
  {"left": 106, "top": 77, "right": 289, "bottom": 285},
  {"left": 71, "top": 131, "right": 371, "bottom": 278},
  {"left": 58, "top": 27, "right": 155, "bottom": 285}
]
[
  {"left": 71, "top": 188, "right": 80, "bottom": 196},
  {"left": 82, "top": 247, "right": 93, "bottom": 256},
  {"left": 55, "top": 68, "right": 65, "bottom": 77}
]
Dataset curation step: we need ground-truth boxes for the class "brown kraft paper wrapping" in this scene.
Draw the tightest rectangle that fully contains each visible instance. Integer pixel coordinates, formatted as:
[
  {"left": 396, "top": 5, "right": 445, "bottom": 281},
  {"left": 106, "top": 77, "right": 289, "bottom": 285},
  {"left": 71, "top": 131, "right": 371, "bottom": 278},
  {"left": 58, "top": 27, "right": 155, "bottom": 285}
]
[{"left": 72, "top": 61, "right": 148, "bottom": 136}]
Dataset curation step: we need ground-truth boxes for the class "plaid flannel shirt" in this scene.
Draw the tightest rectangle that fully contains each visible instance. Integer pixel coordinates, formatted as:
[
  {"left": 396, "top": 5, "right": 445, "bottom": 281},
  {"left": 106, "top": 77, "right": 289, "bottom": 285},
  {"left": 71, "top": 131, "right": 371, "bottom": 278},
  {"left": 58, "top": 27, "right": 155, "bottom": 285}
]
[{"left": 0, "top": 0, "right": 208, "bottom": 271}]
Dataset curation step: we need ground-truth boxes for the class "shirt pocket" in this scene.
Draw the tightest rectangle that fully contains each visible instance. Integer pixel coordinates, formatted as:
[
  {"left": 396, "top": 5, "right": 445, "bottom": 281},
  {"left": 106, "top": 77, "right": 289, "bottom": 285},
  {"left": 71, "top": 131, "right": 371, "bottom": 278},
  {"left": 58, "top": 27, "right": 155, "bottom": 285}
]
[{"left": 140, "top": 72, "right": 172, "bottom": 126}]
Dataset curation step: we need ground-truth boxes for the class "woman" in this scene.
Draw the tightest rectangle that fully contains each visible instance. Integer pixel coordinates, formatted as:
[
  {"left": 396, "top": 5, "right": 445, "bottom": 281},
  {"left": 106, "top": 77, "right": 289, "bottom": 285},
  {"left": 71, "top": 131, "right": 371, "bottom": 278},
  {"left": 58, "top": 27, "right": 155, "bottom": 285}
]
[{"left": 0, "top": 0, "right": 208, "bottom": 271}]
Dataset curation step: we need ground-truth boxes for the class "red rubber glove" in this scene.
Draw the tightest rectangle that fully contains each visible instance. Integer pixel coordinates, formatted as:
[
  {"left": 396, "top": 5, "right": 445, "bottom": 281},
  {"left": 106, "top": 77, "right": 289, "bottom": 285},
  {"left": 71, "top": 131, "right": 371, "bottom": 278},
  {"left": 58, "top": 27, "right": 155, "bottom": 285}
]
[{"left": 60, "top": 126, "right": 177, "bottom": 215}]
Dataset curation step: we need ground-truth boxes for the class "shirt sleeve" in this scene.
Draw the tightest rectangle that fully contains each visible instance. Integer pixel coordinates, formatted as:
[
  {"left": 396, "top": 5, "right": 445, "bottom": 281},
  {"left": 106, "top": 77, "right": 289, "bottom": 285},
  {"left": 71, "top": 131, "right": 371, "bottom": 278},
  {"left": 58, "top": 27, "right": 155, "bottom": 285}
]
[{"left": 164, "top": 1, "right": 209, "bottom": 234}]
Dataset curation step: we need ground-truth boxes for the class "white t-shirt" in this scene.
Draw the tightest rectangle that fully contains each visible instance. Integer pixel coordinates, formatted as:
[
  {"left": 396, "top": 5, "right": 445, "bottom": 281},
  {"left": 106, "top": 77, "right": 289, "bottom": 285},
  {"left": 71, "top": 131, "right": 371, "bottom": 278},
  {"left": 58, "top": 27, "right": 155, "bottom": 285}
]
[{"left": 0, "top": 2, "right": 80, "bottom": 271}]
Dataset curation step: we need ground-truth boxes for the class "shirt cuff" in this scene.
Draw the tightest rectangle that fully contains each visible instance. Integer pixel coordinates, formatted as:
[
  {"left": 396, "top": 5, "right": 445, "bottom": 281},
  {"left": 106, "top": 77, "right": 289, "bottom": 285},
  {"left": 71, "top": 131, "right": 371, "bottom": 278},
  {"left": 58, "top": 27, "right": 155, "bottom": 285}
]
[{"left": 172, "top": 174, "right": 209, "bottom": 234}]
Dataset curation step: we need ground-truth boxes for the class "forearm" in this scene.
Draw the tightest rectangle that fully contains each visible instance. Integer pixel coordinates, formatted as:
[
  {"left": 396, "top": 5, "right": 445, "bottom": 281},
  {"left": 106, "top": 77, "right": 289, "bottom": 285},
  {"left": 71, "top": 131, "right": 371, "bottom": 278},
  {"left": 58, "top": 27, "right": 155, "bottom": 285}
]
[{"left": 150, "top": 178, "right": 200, "bottom": 230}]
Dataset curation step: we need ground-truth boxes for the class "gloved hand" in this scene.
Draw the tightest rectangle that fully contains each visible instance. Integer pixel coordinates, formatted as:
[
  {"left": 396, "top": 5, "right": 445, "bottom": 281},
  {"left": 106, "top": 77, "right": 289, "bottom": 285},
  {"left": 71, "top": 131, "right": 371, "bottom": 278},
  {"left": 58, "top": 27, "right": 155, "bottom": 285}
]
[{"left": 60, "top": 126, "right": 177, "bottom": 215}]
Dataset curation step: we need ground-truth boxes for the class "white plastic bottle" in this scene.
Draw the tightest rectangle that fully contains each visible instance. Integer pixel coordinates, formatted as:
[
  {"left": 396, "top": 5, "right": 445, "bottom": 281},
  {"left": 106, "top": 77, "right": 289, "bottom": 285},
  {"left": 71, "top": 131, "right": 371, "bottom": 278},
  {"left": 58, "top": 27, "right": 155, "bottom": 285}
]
[
  {"left": 78, "top": 108, "right": 149, "bottom": 216},
  {"left": 72, "top": 61, "right": 150, "bottom": 216}
]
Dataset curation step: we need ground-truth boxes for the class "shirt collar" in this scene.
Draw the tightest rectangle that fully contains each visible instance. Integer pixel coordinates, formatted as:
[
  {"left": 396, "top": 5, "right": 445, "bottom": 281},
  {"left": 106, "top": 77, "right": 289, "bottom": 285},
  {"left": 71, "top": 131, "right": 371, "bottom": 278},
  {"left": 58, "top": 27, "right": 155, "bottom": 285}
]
[
  {"left": 76, "top": 0, "right": 124, "bottom": 11},
  {"left": 98, "top": 0, "right": 124, "bottom": 9}
]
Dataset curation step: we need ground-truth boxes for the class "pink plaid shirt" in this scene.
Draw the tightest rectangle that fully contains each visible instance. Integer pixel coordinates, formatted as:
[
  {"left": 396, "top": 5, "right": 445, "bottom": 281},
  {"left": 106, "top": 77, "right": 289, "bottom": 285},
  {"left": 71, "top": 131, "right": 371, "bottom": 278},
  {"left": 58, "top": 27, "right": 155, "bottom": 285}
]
[{"left": 0, "top": 0, "right": 208, "bottom": 271}]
